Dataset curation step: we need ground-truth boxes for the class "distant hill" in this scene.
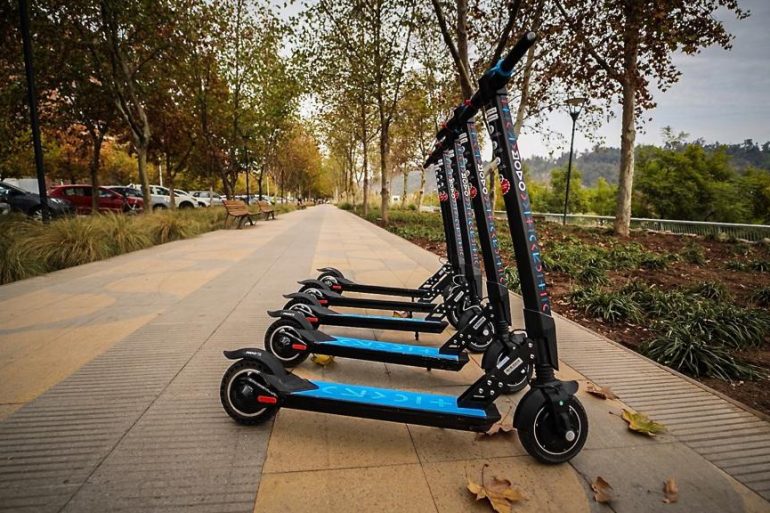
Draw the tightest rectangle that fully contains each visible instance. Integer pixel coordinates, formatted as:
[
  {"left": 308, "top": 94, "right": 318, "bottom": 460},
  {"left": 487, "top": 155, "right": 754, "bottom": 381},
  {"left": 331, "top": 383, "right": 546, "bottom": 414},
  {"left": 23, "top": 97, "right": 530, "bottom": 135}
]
[{"left": 389, "top": 140, "right": 770, "bottom": 194}]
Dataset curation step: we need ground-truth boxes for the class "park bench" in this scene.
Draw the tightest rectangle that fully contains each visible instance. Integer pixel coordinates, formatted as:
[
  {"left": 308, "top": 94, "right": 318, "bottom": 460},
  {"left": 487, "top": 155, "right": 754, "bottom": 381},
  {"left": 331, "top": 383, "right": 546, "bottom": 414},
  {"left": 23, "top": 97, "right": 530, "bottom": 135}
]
[
  {"left": 257, "top": 200, "right": 276, "bottom": 220},
  {"left": 223, "top": 200, "right": 255, "bottom": 229}
]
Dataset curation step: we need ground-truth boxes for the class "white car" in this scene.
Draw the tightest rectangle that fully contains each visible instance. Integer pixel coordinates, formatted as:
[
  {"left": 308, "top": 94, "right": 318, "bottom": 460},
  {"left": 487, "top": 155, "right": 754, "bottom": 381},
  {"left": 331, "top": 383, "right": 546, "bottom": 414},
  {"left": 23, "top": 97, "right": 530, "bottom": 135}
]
[
  {"left": 127, "top": 184, "right": 198, "bottom": 210},
  {"left": 190, "top": 190, "right": 225, "bottom": 207}
]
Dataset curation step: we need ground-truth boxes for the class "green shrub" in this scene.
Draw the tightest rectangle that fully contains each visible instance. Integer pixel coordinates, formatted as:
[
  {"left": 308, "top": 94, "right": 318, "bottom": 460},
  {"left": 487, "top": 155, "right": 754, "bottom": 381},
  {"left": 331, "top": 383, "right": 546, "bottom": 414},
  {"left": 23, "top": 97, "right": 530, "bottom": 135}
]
[
  {"left": 750, "top": 260, "right": 770, "bottom": 272},
  {"left": 681, "top": 243, "right": 706, "bottom": 265},
  {"left": 640, "top": 253, "right": 670, "bottom": 270},
  {"left": 503, "top": 266, "right": 521, "bottom": 294},
  {"left": 20, "top": 217, "right": 116, "bottom": 270},
  {"left": 96, "top": 213, "right": 153, "bottom": 254},
  {"left": 726, "top": 259, "right": 747, "bottom": 271},
  {"left": 688, "top": 281, "right": 729, "bottom": 302},
  {"left": 642, "top": 327, "right": 759, "bottom": 380},
  {"left": 338, "top": 201, "right": 354, "bottom": 211},
  {"left": 752, "top": 287, "right": 770, "bottom": 307},
  {"left": 407, "top": 203, "right": 417, "bottom": 211},
  {"left": 142, "top": 212, "right": 199, "bottom": 244},
  {"left": 569, "top": 288, "right": 640, "bottom": 323},
  {"left": 577, "top": 265, "right": 608, "bottom": 286}
]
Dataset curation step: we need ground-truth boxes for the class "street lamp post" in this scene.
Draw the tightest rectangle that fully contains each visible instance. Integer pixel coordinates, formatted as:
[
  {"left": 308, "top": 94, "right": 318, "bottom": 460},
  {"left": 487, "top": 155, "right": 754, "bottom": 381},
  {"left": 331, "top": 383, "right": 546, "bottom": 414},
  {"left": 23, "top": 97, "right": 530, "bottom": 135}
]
[{"left": 562, "top": 97, "right": 587, "bottom": 225}]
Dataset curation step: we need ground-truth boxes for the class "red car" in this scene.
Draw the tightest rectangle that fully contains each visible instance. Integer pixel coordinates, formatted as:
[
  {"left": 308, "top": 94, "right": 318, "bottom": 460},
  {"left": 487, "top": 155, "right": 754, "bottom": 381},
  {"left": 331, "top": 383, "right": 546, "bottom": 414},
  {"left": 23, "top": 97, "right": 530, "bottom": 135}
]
[{"left": 49, "top": 185, "right": 144, "bottom": 214}]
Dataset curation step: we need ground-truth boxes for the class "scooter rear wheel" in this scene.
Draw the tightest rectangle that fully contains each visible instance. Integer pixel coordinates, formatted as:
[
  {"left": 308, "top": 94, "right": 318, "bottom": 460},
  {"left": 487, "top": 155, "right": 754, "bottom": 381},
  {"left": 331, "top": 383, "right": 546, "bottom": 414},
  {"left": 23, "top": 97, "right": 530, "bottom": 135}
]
[
  {"left": 264, "top": 319, "right": 310, "bottom": 367},
  {"left": 220, "top": 360, "right": 279, "bottom": 425},
  {"left": 516, "top": 392, "right": 588, "bottom": 464}
]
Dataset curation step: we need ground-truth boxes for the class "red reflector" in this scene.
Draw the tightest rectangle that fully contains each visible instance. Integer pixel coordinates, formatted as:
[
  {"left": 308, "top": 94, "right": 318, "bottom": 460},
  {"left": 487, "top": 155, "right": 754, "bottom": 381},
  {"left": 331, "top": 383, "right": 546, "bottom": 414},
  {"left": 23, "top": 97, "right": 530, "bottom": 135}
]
[
  {"left": 306, "top": 316, "right": 319, "bottom": 323},
  {"left": 291, "top": 343, "right": 307, "bottom": 350},
  {"left": 332, "top": 285, "right": 342, "bottom": 291},
  {"left": 319, "top": 299, "right": 328, "bottom": 305},
  {"left": 257, "top": 395, "right": 278, "bottom": 404}
]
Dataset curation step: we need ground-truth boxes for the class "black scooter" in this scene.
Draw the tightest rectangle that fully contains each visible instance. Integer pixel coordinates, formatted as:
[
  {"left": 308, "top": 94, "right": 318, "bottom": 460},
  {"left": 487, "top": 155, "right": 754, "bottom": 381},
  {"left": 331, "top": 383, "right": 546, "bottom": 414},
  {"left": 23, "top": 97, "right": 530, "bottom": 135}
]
[
  {"left": 283, "top": 152, "right": 481, "bottom": 332},
  {"left": 220, "top": 32, "right": 588, "bottom": 464}
]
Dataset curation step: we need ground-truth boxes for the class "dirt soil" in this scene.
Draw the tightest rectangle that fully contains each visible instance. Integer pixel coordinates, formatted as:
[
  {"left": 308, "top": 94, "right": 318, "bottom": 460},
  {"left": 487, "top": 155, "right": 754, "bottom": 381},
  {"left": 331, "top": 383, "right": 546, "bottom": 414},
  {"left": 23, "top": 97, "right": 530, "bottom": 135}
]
[{"left": 399, "top": 221, "right": 770, "bottom": 417}]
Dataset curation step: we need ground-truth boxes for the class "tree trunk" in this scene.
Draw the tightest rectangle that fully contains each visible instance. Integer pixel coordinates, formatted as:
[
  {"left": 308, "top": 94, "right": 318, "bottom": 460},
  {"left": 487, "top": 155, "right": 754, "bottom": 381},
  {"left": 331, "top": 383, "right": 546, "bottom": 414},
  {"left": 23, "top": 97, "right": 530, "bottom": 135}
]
[
  {"left": 258, "top": 171, "right": 264, "bottom": 200},
  {"left": 456, "top": 0, "right": 470, "bottom": 81},
  {"left": 401, "top": 169, "right": 408, "bottom": 208},
  {"left": 136, "top": 142, "right": 151, "bottom": 213},
  {"left": 379, "top": 125, "right": 390, "bottom": 222},
  {"left": 167, "top": 154, "right": 176, "bottom": 209},
  {"left": 614, "top": 78, "right": 636, "bottom": 236},
  {"left": 514, "top": 45, "right": 536, "bottom": 134},
  {"left": 488, "top": 166, "right": 496, "bottom": 208},
  {"left": 362, "top": 126, "right": 369, "bottom": 216},
  {"left": 89, "top": 134, "right": 104, "bottom": 212},
  {"left": 614, "top": 3, "right": 639, "bottom": 237},
  {"left": 417, "top": 167, "right": 426, "bottom": 210}
]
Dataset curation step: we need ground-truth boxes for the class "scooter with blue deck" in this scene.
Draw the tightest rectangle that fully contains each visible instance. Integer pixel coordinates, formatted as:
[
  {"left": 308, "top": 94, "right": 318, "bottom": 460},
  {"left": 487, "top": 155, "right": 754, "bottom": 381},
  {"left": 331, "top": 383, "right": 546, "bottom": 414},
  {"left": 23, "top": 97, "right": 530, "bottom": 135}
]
[
  {"left": 282, "top": 151, "right": 484, "bottom": 330},
  {"left": 220, "top": 31, "right": 587, "bottom": 464},
  {"left": 267, "top": 140, "right": 490, "bottom": 344}
]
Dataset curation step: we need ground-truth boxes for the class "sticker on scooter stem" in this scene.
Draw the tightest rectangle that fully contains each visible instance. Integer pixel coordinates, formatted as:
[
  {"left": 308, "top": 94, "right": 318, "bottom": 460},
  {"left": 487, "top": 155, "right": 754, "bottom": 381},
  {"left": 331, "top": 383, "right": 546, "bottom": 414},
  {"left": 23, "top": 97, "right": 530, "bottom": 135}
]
[{"left": 500, "top": 178, "right": 511, "bottom": 195}]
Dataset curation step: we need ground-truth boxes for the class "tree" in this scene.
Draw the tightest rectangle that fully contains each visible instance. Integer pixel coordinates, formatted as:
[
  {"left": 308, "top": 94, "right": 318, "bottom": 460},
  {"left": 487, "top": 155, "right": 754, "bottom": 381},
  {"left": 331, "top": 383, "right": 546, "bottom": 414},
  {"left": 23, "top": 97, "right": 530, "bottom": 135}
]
[
  {"left": 633, "top": 144, "right": 749, "bottom": 223},
  {"left": 553, "top": 0, "right": 748, "bottom": 235}
]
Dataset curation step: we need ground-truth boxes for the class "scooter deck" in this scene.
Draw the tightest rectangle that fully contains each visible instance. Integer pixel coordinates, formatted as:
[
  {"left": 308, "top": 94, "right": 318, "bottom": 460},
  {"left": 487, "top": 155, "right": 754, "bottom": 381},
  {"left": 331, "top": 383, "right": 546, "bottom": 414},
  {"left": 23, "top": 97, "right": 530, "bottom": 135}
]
[
  {"left": 284, "top": 380, "right": 499, "bottom": 431},
  {"left": 318, "top": 310, "right": 447, "bottom": 333},
  {"left": 298, "top": 330, "right": 468, "bottom": 370},
  {"left": 324, "top": 295, "right": 437, "bottom": 313}
]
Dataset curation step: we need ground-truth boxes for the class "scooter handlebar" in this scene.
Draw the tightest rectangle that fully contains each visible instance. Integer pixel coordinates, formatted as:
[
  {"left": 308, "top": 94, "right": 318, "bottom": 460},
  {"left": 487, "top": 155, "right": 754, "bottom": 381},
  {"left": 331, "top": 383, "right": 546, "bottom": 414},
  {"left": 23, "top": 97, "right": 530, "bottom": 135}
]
[{"left": 500, "top": 31, "right": 537, "bottom": 75}]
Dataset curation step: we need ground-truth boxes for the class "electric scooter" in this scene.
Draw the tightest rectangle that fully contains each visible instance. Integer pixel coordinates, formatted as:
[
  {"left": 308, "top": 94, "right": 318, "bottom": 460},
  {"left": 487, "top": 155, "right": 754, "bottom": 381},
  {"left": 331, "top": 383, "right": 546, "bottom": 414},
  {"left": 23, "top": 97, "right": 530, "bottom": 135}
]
[
  {"left": 263, "top": 148, "right": 504, "bottom": 365},
  {"left": 280, "top": 151, "right": 484, "bottom": 330},
  {"left": 220, "top": 32, "right": 588, "bottom": 464},
  {"left": 270, "top": 142, "right": 489, "bottom": 338}
]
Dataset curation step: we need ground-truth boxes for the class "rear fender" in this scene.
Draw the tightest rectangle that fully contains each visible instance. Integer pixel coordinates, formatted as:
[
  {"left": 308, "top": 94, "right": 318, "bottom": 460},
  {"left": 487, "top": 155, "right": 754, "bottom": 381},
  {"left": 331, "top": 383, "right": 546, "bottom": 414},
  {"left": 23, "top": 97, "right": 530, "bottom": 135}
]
[
  {"left": 222, "top": 348, "right": 288, "bottom": 376},
  {"left": 282, "top": 292, "right": 322, "bottom": 305},
  {"left": 266, "top": 309, "right": 315, "bottom": 329},
  {"left": 298, "top": 278, "right": 332, "bottom": 290},
  {"left": 317, "top": 267, "right": 344, "bottom": 278}
]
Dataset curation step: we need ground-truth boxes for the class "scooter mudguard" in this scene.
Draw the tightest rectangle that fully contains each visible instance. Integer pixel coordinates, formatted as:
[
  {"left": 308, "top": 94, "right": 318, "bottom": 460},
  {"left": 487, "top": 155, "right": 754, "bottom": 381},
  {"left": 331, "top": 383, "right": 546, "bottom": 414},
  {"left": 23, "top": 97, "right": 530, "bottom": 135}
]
[
  {"left": 223, "top": 348, "right": 288, "bottom": 377},
  {"left": 317, "top": 267, "right": 344, "bottom": 278},
  {"left": 266, "top": 309, "right": 316, "bottom": 330},
  {"left": 282, "top": 292, "right": 322, "bottom": 305},
  {"left": 298, "top": 278, "right": 332, "bottom": 290}
]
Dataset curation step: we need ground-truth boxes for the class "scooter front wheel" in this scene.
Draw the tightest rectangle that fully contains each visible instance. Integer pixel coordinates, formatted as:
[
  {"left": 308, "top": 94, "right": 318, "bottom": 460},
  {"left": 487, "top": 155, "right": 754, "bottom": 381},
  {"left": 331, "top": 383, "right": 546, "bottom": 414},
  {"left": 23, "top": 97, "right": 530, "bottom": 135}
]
[
  {"left": 264, "top": 318, "right": 310, "bottom": 367},
  {"left": 220, "top": 360, "right": 279, "bottom": 425},
  {"left": 516, "top": 392, "right": 588, "bottom": 464},
  {"left": 317, "top": 271, "right": 341, "bottom": 289}
]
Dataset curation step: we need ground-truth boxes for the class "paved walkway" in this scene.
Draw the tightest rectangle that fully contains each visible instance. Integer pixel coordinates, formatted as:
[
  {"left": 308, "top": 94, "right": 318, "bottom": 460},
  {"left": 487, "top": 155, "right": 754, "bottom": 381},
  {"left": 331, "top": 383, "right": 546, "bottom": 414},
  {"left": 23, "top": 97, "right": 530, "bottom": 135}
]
[{"left": 0, "top": 205, "right": 768, "bottom": 513}]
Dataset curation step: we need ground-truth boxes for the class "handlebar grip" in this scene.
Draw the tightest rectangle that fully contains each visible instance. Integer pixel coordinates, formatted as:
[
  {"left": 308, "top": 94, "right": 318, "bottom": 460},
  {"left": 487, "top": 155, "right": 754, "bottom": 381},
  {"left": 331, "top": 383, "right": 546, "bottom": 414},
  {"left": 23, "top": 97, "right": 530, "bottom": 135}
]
[{"left": 500, "top": 31, "right": 537, "bottom": 74}]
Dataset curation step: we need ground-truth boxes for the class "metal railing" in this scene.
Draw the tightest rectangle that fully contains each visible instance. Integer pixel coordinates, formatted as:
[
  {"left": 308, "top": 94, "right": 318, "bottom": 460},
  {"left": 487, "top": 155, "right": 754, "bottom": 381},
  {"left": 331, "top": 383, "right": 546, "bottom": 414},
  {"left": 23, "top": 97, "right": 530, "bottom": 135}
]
[
  {"left": 510, "top": 212, "right": 770, "bottom": 242},
  {"left": 419, "top": 205, "right": 770, "bottom": 242}
]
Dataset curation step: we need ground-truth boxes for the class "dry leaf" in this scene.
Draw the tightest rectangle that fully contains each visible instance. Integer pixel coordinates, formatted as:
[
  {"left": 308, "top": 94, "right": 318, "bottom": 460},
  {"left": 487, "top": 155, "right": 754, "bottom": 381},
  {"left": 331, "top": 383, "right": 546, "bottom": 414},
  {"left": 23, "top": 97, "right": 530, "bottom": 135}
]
[
  {"left": 393, "top": 310, "right": 410, "bottom": 318},
  {"left": 311, "top": 354, "right": 335, "bottom": 367},
  {"left": 467, "top": 473, "right": 525, "bottom": 513},
  {"left": 477, "top": 407, "right": 515, "bottom": 439},
  {"left": 662, "top": 477, "right": 679, "bottom": 503},
  {"left": 620, "top": 409, "right": 666, "bottom": 436},
  {"left": 591, "top": 476, "right": 613, "bottom": 503},
  {"left": 586, "top": 382, "right": 618, "bottom": 400}
]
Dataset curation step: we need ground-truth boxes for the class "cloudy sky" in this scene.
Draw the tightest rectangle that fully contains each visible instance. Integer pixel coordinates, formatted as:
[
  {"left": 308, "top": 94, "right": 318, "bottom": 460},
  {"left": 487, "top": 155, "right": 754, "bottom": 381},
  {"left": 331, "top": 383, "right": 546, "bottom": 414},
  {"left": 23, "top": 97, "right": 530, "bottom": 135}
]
[{"left": 520, "top": 0, "right": 770, "bottom": 157}]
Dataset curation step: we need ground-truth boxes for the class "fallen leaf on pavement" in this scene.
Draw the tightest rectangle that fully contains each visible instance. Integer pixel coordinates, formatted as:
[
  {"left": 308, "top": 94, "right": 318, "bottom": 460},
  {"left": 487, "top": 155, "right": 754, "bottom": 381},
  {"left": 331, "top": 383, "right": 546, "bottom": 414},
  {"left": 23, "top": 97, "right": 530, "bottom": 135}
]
[
  {"left": 311, "top": 354, "right": 335, "bottom": 367},
  {"left": 467, "top": 466, "right": 525, "bottom": 513},
  {"left": 620, "top": 409, "right": 666, "bottom": 436},
  {"left": 663, "top": 477, "right": 679, "bottom": 503},
  {"left": 586, "top": 383, "right": 618, "bottom": 400},
  {"left": 393, "top": 310, "right": 410, "bottom": 318},
  {"left": 591, "top": 476, "right": 613, "bottom": 503},
  {"left": 477, "top": 407, "right": 515, "bottom": 439}
]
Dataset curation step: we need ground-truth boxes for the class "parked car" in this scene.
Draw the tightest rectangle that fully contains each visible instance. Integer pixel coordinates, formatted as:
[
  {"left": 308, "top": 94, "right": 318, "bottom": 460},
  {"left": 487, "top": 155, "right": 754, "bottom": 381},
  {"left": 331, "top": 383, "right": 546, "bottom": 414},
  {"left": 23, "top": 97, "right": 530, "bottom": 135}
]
[
  {"left": 190, "top": 190, "right": 225, "bottom": 207},
  {"left": 0, "top": 181, "right": 73, "bottom": 219},
  {"left": 49, "top": 184, "right": 144, "bottom": 214},
  {"left": 105, "top": 185, "right": 143, "bottom": 201},
  {"left": 126, "top": 184, "right": 198, "bottom": 210}
]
